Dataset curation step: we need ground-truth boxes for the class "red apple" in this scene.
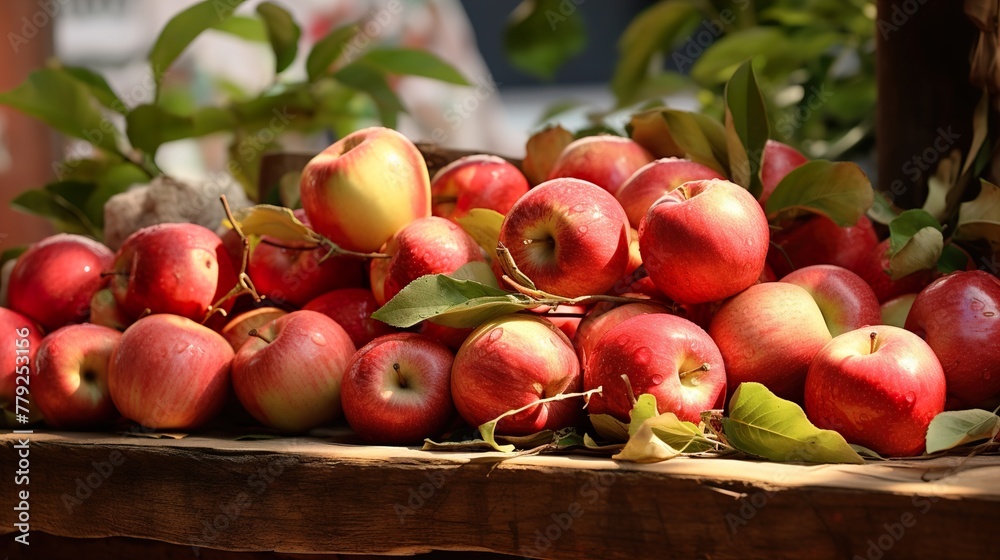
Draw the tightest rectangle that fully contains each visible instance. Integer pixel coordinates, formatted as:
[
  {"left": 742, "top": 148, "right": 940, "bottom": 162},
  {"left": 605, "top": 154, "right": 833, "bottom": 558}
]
[
  {"left": 7, "top": 234, "right": 114, "bottom": 330},
  {"left": 904, "top": 271, "right": 1000, "bottom": 408},
  {"left": 369, "top": 216, "right": 485, "bottom": 306},
  {"left": 34, "top": 324, "right": 121, "bottom": 429},
  {"left": 767, "top": 215, "right": 878, "bottom": 278},
  {"left": 108, "top": 314, "right": 233, "bottom": 430},
  {"left": 780, "top": 265, "right": 881, "bottom": 336},
  {"left": 430, "top": 155, "right": 529, "bottom": 219},
  {"left": 881, "top": 293, "right": 917, "bottom": 328},
  {"left": 614, "top": 158, "right": 725, "bottom": 228},
  {"left": 109, "top": 223, "right": 237, "bottom": 322},
  {"left": 586, "top": 313, "right": 727, "bottom": 423},
  {"left": 451, "top": 315, "right": 581, "bottom": 435},
  {"left": 640, "top": 179, "right": 769, "bottom": 305},
  {"left": 499, "top": 178, "right": 631, "bottom": 298},
  {"left": 574, "top": 302, "right": 669, "bottom": 368},
  {"left": 708, "top": 283, "right": 832, "bottom": 402},
  {"left": 548, "top": 135, "right": 653, "bottom": 196},
  {"left": 0, "top": 308, "right": 44, "bottom": 426},
  {"left": 417, "top": 321, "right": 473, "bottom": 351},
  {"left": 303, "top": 288, "right": 397, "bottom": 347},
  {"left": 341, "top": 333, "right": 454, "bottom": 444},
  {"left": 531, "top": 304, "right": 587, "bottom": 340},
  {"left": 220, "top": 307, "right": 288, "bottom": 352},
  {"left": 247, "top": 209, "right": 366, "bottom": 308},
  {"left": 759, "top": 139, "right": 809, "bottom": 207},
  {"left": 804, "top": 325, "right": 946, "bottom": 457},
  {"left": 300, "top": 126, "right": 431, "bottom": 252},
  {"left": 232, "top": 310, "right": 355, "bottom": 432}
]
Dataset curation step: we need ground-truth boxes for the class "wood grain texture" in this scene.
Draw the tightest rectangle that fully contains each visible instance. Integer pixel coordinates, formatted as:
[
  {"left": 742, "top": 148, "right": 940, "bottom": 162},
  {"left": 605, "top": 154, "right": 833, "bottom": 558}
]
[{"left": 1, "top": 432, "right": 997, "bottom": 560}]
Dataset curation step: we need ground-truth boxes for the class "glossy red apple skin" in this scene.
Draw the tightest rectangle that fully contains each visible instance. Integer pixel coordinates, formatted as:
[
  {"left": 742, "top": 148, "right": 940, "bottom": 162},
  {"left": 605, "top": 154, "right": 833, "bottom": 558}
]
[
  {"left": 232, "top": 310, "right": 356, "bottom": 432},
  {"left": 639, "top": 179, "right": 769, "bottom": 305},
  {"left": 430, "top": 155, "right": 529, "bottom": 220},
  {"left": 767, "top": 215, "right": 878, "bottom": 278},
  {"left": 300, "top": 126, "right": 431, "bottom": 253},
  {"left": 108, "top": 314, "right": 234, "bottom": 430},
  {"left": 780, "top": 265, "right": 881, "bottom": 336},
  {"left": 708, "top": 282, "right": 831, "bottom": 403},
  {"left": 247, "top": 210, "right": 366, "bottom": 308},
  {"left": 614, "top": 158, "right": 725, "bottom": 228},
  {"left": 499, "top": 178, "right": 631, "bottom": 298},
  {"left": 904, "top": 271, "right": 1000, "bottom": 408},
  {"left": 531, "top": 304, "right": 586, "bottom": 340},
  {"left": 7, "top": 234, "right": 114, "bottom": 330},
  {"left": 548, "top": 135, "right": 653, "bottom": 196},
  {"left": 451, "top": 315, "right": 582, "bottom": 436},
  {"left": 220, "top": 307, "right": 288, "bottom": 352},
  {"left": 417, "top": 321, "right": 473, "bottom": 352},
  {"left": 34, "top": 324, "right": 121, "bottom": 429},
  {"left": 574, "top": 302, "right": 669, "bottom": 369},
  {"left": 804, "top": 325, "right": 946, "bottom": 457},
  {"left": 0, "top": 308, "right": 44, "bottom": 426},
  {"left": 758, "top": 139, "right": 809, "bottom": 207},
  {"left": 303, "top": 288, "right": 397, "bottom": 348},
  {"left": 109, "top": 223, "right": 237, "bottom": 322},
  {"left": 586, "top": 314, "right": 727, "bottom": 423},
  {"left": 341, "top": 333, "right": 454, "bottom": 444},
  {"left": 854, "top": 239, "right": 938, "bottom": 303},
  {"left": 369, "top": 216, "right": 485, "bottom": 306}
]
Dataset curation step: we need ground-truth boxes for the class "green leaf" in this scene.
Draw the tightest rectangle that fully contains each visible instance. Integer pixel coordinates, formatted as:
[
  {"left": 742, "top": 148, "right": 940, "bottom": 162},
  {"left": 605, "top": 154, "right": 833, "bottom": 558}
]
[
  {"left": 210, "top": 15, "right": 269, "bottom": 42},
  {"left": 361, "top": 48, "right": 470, "bottom": 86},
  {"left": 724, "top": 60, "right": 769, "bottom": 197},
  {"left": 690, "top": 28, "right": 785, "bottom": 85},
  {"left": 455, "top": 208, "right": 504, "bottom": 262},
  {"left": 149, "top": 0, "right": 247, "bottom": 78},
  {"left": 867, "top": 190, "right": 902, "bottom": 226},
  {"left": 0, "top": 69, "right": 119, "bottom": 153},
  {"left": 372, "top": 274, "right": 535, "bottom": 329},
  {"left": 765, "top": 160, "right": 874, "bottom": 226},
  {"left": 955, "top": 180, "right": 1000, "bottom": 251},
  {"left": 477, "top": 387, "right": 602, "bottom": 452},
  {"left": 627, "top": 394, "right": 660, "bottom": 437},
  {"left": 306, "top": 24, "right": 358, "bottom": 81},
  {"left": 937, "top": 243, "right": 969, "bottom": 274},
  {"left": 256, "top": 2, "right": 301, "bottom": 74},
  {"left": 59, "top": 65, "right": 127, "bottom": 114},
  {"left": 536, "top": 99, "right": 585, "bottom": 124},
  {"left": 447, "top": 261, "right": 500, "bottom": 289},
  {"left": 925, "top": 409, "right": 1000, "bottom": 454},
  {"left": 626, "top": 108, "right": 729, "bottom": 175},
  {"left": 723, "top": 382, "right": 864, "bottom": 464},
  {"left": 589, "top": 414, "right": 630, "bottom": 442},
  {"left": 611, "top": 1, "right": 700, "bottom": 105},
  {"left": 0, "top": 246, "right": 28, "bottom": 269},
  {"left": 613, "top": 413, "right": 713, "bottom": 463},
  {"left": 11, "top": 183, "right": 101, "bottom": 237},
  {"left": 504, "top": 0, "right": 586, "bottom": 80},
  {"left": 334, "top": 62, "right": 404, "bottom": 129},
  {"left": 227, "top": 204, "right": 320, "bottom": 243},
  {"left": 887, "top": 209, "right": 944, "bottom": 280},
  {"left": 126, "top": 105, "right": 235, "bottom": 154}
]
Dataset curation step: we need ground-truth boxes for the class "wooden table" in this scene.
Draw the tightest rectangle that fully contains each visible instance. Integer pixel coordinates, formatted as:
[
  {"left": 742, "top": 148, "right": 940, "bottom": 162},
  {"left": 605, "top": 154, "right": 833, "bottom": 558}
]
[{"left": 1, "top": 431, "right": 998, "bottom": 559}]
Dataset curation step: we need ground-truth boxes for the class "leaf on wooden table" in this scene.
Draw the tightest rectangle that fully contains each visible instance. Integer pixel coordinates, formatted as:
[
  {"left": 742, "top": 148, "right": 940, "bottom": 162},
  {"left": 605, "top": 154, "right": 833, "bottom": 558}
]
[{"left": 925, "top": 409, "right": 1000, "bottom": 454}]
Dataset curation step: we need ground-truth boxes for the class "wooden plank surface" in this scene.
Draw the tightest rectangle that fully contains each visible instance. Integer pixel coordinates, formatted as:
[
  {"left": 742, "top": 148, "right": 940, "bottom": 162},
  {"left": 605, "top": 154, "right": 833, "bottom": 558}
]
[{"left": 1, "top": 432, "right": 998, "bottom": 559}]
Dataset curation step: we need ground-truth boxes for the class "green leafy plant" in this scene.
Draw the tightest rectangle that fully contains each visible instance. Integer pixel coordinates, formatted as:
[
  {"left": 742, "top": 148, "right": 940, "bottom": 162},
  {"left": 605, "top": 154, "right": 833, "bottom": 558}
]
[{"left": 0, "top": 0, "right": 469, "bottom": 240}]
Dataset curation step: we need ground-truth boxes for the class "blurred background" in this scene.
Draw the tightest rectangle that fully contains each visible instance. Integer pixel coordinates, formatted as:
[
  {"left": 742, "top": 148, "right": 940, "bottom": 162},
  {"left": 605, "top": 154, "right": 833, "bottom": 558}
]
[{"left": 1, "top": 0, "right": 879, "bottom": 249}]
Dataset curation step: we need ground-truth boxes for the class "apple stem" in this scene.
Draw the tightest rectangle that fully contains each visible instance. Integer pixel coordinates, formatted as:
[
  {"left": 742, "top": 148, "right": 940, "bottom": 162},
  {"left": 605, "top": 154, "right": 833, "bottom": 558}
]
[
  {"left": 620, "top": 374, "right": 637, "bottom": 407},
  {"left": 258, "top": 238, "right": 318, "bottom": 251},
  {"left": 248, "top": 328, "right": 274, "bottom": 344},
  {"left": 678, "top": 363, "right": 711, "bottom": 380},
  {"left": 869, "top": 331, "right": 878, "bottom": 354},
  {"left": 392, "top": 362, "right": 407, "bottom": 388}
]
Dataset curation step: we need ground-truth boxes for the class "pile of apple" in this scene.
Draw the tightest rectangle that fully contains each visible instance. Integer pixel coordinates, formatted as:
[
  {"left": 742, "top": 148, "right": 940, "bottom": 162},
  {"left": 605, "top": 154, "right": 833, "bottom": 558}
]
[{"left": 2, "top": 125, "right": 998, "bottom": 459}]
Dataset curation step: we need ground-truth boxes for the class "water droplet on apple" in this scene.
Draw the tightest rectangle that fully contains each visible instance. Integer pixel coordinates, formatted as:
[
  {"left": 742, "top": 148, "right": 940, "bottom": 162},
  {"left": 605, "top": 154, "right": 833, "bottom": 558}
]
[
  {"left": 577, "top": 225, "right": 588, "bottom": 234},
  {"left": 572, "top": 204, "right": 585, "bottom": 213},
  {"left": 615, "top": 333, "right": 631, "bottom": 346},
  {"left": 486, "top": 328, "right": 504, "bottom": 344},
  {"left": 905, "top": 391, "right": 916, "bottom": 404},
  {"left": 744, "top": 238, "right": 753, "bottom": 247},
  {"left": 985, "top": 311, "right": 996, "bottom": 318},
  {"left": 174, "top": 342, "right": 193, "bottom": 354},
  {"left": 650, "top": 374, "right": 663, "bottom": 385},
  {"left": 635, "top": 347, "right": 652, "bottom": 365},
  {"left": 311, "top": 331, "right": 327, "bottom": 346},
  {"left": 858, "top": 412, "right": 871, "bottom": 423}
]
